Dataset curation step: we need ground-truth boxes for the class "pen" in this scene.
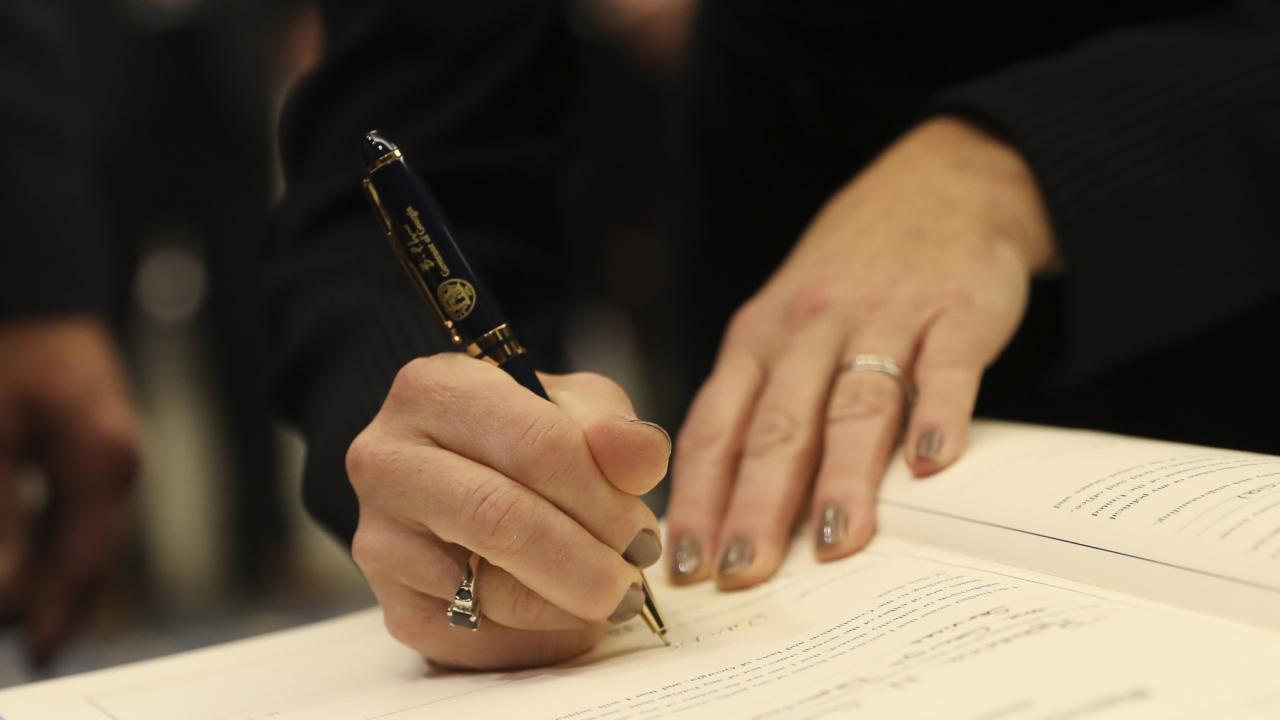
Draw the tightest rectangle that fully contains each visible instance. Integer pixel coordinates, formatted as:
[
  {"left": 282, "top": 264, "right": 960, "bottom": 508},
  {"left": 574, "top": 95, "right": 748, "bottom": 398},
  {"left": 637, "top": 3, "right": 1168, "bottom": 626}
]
[{"left": 359, "top": 130, "right": 669, "bottom": 645}]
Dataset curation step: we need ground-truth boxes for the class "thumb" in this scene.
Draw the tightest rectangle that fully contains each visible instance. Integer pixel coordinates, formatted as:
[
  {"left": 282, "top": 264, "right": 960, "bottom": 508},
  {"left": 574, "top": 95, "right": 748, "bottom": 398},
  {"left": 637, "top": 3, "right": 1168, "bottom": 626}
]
[{"left": 541, "top": 372, "right": 671, "bottom": 496}]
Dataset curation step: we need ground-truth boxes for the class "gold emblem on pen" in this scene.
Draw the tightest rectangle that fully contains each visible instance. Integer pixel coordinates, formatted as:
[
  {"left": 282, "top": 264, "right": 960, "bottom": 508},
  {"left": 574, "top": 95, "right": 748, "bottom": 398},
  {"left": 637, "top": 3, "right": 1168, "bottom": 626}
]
[{"left": 438, "top": 278, "right": 477, "bottom": 321}]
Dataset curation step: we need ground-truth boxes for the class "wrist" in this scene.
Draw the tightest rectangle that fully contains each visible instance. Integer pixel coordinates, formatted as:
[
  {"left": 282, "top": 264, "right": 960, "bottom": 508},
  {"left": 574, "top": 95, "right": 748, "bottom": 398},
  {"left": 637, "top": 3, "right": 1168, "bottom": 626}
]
[{"left": 914, "top": 116, "right": 1059, "bottom": 274}]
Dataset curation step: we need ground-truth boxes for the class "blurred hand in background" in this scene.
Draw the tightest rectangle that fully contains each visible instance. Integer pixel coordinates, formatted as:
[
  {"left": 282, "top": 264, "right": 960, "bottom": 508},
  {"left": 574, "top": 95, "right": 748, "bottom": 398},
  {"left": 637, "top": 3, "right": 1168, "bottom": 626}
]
[
  {"left": 0, "top": 318, "right": 139, "bottom": 668},
  {"left": 575, "top": 0, "right": 698, "bottom": 75}
]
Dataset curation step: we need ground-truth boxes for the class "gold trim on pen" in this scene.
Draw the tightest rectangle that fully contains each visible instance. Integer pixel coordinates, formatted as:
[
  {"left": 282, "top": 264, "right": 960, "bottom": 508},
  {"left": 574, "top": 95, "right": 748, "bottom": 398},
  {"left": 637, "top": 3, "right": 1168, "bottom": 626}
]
[
  {"left": 467, "top": 323, "right": 527, "bottom": 365},
  {"left": 467, "top": 323, "right": 513, "bottom": 355},
  {"left": 367, "top": 148, "right": 403, "bottom": 175},
  {"left": 362, "top": 179, "right": 396, "bottom": 238}
]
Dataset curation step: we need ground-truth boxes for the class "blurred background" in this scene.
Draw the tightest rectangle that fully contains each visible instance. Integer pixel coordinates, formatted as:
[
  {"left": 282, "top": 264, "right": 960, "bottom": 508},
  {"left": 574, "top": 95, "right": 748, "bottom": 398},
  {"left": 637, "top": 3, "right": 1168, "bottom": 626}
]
[{"left": 0, "top": 0, "right": 695, "bottom": 688}]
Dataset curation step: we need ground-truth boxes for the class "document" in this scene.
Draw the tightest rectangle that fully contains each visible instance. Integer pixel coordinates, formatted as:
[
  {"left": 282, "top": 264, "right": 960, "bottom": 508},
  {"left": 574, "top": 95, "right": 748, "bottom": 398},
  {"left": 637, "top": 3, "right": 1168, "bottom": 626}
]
[
  {"left": 878, "top": 423, "right": 1280, "bottom": 627},
  {"left": 2, "top": 422, "right": 1279, "bottom": 719}
]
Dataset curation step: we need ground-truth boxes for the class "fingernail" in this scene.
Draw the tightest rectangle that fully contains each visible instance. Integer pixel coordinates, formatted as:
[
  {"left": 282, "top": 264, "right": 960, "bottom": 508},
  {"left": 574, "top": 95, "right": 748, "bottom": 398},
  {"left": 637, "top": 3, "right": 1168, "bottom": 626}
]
[
  {"left": 671, "top": 535, "right": 703, "bottom": 579},
  {"left": 916, "top": 428, "right": 943, "bottom": 462},
  {"left": 623, "top": 528, "right": 663, "bottom": 567},
  {"left": 609, "top": 582, "right": 645, "bottom": 623},
  {"left": 717, "top": 536, "right": 754, "bottom": 577},
  {"left": 817, "top": 504, "right": 846, "bottom": 548},
  {"left": 629, "top": 419, "right": 672, "bottom": 452}
]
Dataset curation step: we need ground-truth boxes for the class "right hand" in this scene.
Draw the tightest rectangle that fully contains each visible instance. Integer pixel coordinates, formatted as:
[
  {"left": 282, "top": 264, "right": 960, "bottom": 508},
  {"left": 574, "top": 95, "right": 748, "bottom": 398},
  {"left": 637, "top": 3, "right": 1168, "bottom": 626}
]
[{"left": 347, "top": 354, "right": 671, "bottom": 670}]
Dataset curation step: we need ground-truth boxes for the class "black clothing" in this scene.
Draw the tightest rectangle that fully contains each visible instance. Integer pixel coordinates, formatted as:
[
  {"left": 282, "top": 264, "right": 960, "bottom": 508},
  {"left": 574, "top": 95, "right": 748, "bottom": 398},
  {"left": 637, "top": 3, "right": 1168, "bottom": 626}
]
[
  {"left": 271, "top": 1, "right": 1280, "bottom": 544},
  {"left": 0, "top": 0, "right": 100, "bottom": 317},
  {"left": 1, "top": 0, "right": 300, "bottom": 586}
]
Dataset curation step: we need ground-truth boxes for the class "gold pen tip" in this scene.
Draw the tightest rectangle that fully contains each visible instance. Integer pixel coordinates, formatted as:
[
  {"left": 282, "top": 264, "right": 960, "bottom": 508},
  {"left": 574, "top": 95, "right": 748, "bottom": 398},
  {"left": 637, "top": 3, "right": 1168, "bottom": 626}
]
[{"left": 638, "top": 571, "right": 668, "bottom": 643}]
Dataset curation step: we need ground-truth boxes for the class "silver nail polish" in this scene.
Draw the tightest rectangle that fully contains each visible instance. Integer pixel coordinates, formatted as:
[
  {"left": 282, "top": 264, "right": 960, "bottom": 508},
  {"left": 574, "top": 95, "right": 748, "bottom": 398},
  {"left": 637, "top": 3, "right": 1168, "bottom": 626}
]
[
  {"left": 718, "top": 536, "right": 754, "bottom": 576},
  {"left": 916, "top": 428, "right": 943, "bottom": 461},
  {"left": 818, "top": 505, "right": 846, "bottom": 548},
  {"left": 671, "top": 536, "right": 702, "bottom": 578},
  {"left": 608, "top": 582, "right": 645, "bottom": 623},
  {"left": 623, "top": 528, "right": 663, "bottom": 567}
]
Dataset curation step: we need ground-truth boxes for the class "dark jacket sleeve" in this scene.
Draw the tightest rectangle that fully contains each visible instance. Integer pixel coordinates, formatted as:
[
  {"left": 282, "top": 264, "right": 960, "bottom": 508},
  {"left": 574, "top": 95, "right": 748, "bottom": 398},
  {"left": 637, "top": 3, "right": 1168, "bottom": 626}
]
[
  {"left": 935, "top": 0, "right": 1280, "bottom": 386},
  {"left": 0, "top": 0, "right": 100, "bottom": 317},
  {"left": 267, "top": 1, "right": 578, "bottom": 544}
]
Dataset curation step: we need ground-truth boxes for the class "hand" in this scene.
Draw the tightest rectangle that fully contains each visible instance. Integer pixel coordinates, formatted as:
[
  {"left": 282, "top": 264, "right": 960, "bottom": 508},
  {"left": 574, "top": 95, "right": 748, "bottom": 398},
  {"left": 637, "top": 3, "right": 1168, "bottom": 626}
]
[
  {"left": 346, "top": 355, "right": 671, "bottom": 670},
  {"left": 665, "top": 117, "right": 1056, "bottom": 589},
  {"left": 0, "top": 317, "right": 139, "bottom": 667}
]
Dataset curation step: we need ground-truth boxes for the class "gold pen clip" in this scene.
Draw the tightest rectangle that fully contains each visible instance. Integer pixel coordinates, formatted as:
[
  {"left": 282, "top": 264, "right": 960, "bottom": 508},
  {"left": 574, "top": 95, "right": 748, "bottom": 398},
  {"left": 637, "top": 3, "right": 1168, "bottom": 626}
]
[
  {"left": 363, "top": 178, "right": 463, "bottom": 345},
  {"left": 362, "top": 178, "right": 395, "bottom": 240}
]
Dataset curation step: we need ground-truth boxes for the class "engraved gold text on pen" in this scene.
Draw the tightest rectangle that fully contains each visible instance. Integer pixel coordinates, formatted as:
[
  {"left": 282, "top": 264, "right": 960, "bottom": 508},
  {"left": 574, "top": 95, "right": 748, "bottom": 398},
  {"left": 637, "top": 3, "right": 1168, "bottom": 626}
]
[{"left": 403, "top": 206, "right": 451, "bottom": 277}]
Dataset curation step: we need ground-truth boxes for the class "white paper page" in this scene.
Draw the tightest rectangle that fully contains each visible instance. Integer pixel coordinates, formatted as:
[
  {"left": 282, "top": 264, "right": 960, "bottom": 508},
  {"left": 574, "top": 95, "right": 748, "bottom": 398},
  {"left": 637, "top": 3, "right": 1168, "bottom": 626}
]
[
  {"left": 878, "top": 421, "right": 1280, "bottom": 628},
  {"left": 3, "top": 536, "right": 1279, "bottom": 720}
]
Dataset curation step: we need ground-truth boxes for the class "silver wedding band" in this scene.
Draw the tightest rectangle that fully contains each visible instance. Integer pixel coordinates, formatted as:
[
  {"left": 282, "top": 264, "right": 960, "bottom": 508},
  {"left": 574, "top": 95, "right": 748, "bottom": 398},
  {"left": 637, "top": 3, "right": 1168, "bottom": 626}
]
[
  {"left": 839, "top": 354, "right": 916, "bottom": 408},
  {"left": 446, "top": 552, "right": 482, "bottom": 631}
]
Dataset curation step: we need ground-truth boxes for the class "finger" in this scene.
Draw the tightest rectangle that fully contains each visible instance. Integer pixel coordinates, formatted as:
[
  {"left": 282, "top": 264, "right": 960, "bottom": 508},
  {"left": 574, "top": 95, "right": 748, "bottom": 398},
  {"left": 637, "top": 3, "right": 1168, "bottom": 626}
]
[
  {"left": 345, "top": 437, "right": 647, "bottom": 624},
  {"left": 0, "top": 458, "right": 27, "bottom": 607},
  {"left": 543, "top": 372, "right": 671, "bottom": 497},
  {"left": 24, "top": 573, "right": 74, "bottom": 669},
  {"left": 0, "top": 399, "right": 27, "bottom": 606},
  {"left": 25, "top": 396, "right": 137, "bottom": 667},
  {"left": 811, "top": 328, "right": 916, "bottom": 562},
  {"left": 666, "top": 310, "right": 767, "bottom": 585},
  {"left": 712, "top": 318, "right": 846, "bottom": 590},
  {"left": 351, "top": 521, "right": 589, "bottom": 631},
  {"left": 379, "top": 355, "right": 659, "bottom": 563},
  {"left": 905, "top": 313, "right": 986, "bottom": 477},
  {"left": 370, "top": 579, "right": 604, "bottom": 671}
]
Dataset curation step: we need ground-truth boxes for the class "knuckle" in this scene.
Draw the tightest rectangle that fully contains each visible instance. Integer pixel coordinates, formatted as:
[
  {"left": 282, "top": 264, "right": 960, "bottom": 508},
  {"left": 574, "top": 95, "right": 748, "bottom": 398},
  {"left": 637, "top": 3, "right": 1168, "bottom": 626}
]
[
  {"left": 350, "top": 524, "right": 387, "bottom": 577},
  {"left": 464, "top": 479, "right": 535, "bottom": 561},
  {"left": 723, "top": 298, "right": 766, "bottom": 347},
  {"left": 517, "top": 412, "right": 574, "bottom": 457},
  {"left": 920, "top": 284, "right": 979, "bottom": 322},
  {"left": 513, "top": 413, "right": 579, "bottom": 482},
  {"left": 344, "top": 431, "right": 387, "bottom": 489},
  {"left": 389, "top": 357, "right": 432, "bottom": 400},
  {"left": 915, "top": 354, "right": 975, "bottom": 382},
  {"left": 784, "top": 282, "right": 835, "bottom": 328},
  {"left": 827, "top": 378, "right": 899, "bottom": 425},
  {"left": 939, "top": 285, "right": 978, "bottom": 314},
  {"left": 853, "top": 285, "right": 891, "bottom": 319},
  {"left": 742, "top": 404, "right": 804, "bottom": 458},
  {"left": 505, "top": 580, "right": 564, "bottom": 627},
  {"left": 388, "top": 354, "right": 460, "bottom": 404}
]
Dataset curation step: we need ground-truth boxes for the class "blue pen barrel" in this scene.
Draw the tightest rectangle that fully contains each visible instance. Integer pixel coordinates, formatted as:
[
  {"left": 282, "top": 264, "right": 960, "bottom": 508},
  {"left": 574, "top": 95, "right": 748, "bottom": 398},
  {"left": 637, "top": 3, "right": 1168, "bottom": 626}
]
[{"left": 361, "top": 131, "right": 548, "bottom": 400}]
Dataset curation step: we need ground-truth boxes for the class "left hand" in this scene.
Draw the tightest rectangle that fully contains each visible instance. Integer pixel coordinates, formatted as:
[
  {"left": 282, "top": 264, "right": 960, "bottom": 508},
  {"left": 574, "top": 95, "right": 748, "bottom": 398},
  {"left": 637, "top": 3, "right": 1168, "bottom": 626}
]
[{"left": 665, "top": 117, "right": 1056, "bottom": 589}]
